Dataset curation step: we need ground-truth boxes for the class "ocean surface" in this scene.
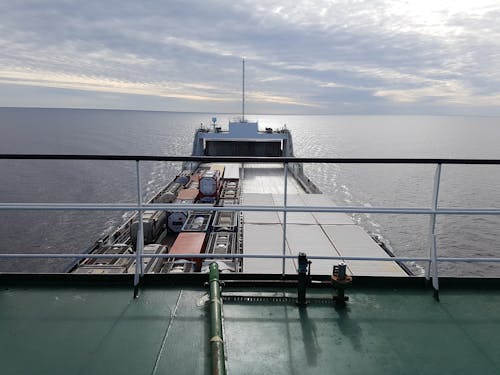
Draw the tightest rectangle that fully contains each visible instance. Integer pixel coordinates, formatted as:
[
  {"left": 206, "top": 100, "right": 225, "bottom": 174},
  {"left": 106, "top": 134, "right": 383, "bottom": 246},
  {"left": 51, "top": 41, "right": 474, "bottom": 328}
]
[{"left": 1, "top": 107, "right": 499, "bottom": 276}]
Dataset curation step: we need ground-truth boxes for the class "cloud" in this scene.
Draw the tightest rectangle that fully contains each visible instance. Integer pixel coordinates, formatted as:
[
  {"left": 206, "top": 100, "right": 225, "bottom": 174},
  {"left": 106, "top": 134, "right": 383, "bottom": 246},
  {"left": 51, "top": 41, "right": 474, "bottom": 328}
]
[{"left": 0, "top": 0, "right": 499, "bottom": 114}]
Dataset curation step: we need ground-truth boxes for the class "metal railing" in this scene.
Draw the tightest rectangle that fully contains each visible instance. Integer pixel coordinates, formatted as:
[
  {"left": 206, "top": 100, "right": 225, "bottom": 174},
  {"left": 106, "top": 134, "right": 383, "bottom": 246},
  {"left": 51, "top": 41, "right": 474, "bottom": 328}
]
[{"left": 1, "top": 154, "right": 500, "bottom": 294}]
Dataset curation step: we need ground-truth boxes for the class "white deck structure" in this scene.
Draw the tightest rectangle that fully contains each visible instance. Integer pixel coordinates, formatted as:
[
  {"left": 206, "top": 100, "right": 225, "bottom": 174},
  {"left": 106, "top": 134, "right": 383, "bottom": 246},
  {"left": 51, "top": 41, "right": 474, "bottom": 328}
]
[{"left": 240, "top": 163, "right": 407, "bottom": 277}]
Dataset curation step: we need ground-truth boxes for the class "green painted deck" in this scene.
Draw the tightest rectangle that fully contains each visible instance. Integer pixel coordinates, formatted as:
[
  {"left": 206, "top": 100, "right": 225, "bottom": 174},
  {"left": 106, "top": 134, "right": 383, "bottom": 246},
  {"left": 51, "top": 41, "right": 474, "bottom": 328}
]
[{"left": 1, "top": 283, "right": 500, "bottom": 374}]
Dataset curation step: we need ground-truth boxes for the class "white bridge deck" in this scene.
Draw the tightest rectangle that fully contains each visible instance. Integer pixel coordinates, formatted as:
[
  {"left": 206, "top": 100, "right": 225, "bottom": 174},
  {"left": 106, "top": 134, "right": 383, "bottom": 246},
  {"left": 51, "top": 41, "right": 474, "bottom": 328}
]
[{"left": 239, "top": 163, "right": 407, "bottom": 277}]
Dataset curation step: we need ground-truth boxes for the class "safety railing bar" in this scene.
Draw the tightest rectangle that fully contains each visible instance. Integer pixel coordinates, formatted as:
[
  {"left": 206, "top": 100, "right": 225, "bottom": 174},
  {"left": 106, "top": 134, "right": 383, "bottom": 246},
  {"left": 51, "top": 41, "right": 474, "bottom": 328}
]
[
  {"left": 0, "top": 253, "right": 431, "bottom": 261},
  {"left": 4, "top": 252, "right": 500, "bottom": 262},
  {"left": 428, "top": 163, "right": 442, "bottom": 292},
  {"left": 282, "top": 161, "right": 288, "bottom": 276},
  {"left": 2, "top": 154, "right": 500, "bottom": 165},
  {"left": 1, "top": 203, "right": 500, "bottom": 215},
  {"left": 0, "top": 253, "right": 138, "bottom": 259},
  {"left": 134, "top": 161, "right": 144, "bottom": 291},
  {"left": 437, "top": 257, "right": 500, "bottom": 263},
  {"left": 0, "top": 203, "right": 138, "bottom": 211}
]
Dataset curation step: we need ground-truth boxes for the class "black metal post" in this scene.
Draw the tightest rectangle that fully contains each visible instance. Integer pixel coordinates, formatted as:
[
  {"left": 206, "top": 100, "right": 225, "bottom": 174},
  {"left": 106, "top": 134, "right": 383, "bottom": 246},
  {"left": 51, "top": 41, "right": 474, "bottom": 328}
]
[{"left": 297, "top": 252, "right": 309, "bottom": 306}]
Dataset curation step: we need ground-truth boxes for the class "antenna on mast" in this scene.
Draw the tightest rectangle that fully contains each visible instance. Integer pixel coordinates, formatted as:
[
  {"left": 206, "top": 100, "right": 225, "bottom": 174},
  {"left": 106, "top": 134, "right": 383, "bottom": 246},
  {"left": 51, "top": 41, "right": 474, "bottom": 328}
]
[{"left": 242, "top": 57, "right": 245, "bottom": 122}]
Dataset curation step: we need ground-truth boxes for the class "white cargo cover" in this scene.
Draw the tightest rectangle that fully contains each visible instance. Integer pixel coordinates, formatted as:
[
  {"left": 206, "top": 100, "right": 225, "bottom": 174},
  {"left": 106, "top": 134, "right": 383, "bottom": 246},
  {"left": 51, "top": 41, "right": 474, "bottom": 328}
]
[
  {"left": 300, "top": 194, "right": 354, "bottom": 225},
  {"left": 285, "top": 224, "right": 343, "bottom": 275},
  {"left": 223, "top": 164, "right": 241, "bottom": 180},
  {"left": 241, "top": 193, "right": 280, "bottom": 224},
  {"left": 272, "top": 194, "right": 317, "bottom": 224},
  {"left": 243, "top": 224, "right": 295, "bottom": 274},
  {"left": 322, "top": 225, "right": 407, "bottom": 277},
  {"left": 241, "top": 164, "right": 303, "bottom": 194}
]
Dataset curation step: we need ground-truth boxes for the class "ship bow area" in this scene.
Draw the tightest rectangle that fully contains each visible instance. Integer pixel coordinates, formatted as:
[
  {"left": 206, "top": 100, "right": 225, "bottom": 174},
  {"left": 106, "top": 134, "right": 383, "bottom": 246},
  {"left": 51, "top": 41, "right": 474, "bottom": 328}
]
[
  {"left": 70, "top": 118, "right": 408, "bottom": 277},
  {"left": 188, "top": 119, "right": 408, "bottom": 277}
]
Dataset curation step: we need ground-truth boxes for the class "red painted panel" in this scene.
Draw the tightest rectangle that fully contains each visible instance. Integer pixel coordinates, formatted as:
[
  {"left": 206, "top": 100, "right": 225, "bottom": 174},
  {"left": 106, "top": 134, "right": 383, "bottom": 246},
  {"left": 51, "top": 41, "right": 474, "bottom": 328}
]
[
  {"left": 169, "top": 232, "right": 207, "bottom": 269},
  {"left": 177, "top": 188, "right": 199, "bottom": 201}
]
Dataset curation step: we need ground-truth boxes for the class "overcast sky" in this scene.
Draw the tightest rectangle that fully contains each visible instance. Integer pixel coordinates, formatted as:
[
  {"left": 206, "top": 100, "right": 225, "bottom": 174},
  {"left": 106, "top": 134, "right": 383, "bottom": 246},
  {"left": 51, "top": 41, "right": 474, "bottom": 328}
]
[{"left": 1, "top": 0, "right": 499, "bottom": 114}]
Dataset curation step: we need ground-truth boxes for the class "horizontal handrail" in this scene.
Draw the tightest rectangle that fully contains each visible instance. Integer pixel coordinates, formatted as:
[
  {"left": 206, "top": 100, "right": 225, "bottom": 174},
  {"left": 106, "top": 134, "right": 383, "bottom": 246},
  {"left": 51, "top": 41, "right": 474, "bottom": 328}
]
[
  {"left": 1, "top": 252, "right": 500, "bottom": 263},
  {"left": 0, "top": 253, "right": 429, "bottom": 261},
  {"left": 1, "top": 202, "right": 499, "bottom": 216},
  {"left": 1, "top": 154, "right": 500, "bottom": 165}
]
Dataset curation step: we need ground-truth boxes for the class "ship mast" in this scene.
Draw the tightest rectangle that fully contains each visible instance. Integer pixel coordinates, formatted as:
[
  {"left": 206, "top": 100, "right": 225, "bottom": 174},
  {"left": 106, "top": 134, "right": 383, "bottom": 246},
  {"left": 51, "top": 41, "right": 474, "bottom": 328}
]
[{"left": 242, "top": 57, "right": 245, "bottom": 122}]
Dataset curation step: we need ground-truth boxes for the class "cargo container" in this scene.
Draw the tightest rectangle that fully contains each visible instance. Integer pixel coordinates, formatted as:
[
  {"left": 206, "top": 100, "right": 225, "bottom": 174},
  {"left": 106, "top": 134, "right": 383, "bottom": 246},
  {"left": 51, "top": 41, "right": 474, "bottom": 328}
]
[
  {"left": 79, "top": 243, "right": 133, "bottom": 268},
  {"left": 201, "top": 232, "right": 238, "bottom": 272},
  {"left": 157, "top": 182, "right": 182, "bottom": 203},
  {"left": 177, "top": 188, "right": 199, "bottom": 201},
  {"left": 198, "top": 195, "right": 217, "bottom": 204},
  {"left": 206, "top": 231, "right": 237, "bottom": 256},
  {"left": 130, "top": 210, "right": 167, "bottom": 245},
  {"left": 174, "top": 170, "right": 192, "bottom": 186},
  {"left": 181, "top": 211, "right": 213, "bottom": 232},
  {"left": 72, "top": 265, "right": 129, "bottom": 274},
  {"left": 186, "top": 180, "right": 199, "bottom": 189},
  {"left": 190, "top": 173, "right": 201, "bottom": 183},
  {"left": 220, "top": 180, "right": 239, "bottom": 200},
  {"left": 199, "top": 170, "right": 220, "bottom": 196},
  {"left": 218, "top": 198, "right": 239, "bottom": 206},
  {"left": 126, "top": 244, "right": 166, "bottom": 274},
  {"left": 161, "top": 260, "right": 196, "bottom": 274},
  {"left": 210, "top": 164, "right": 226, "bottom": 178},
  {"left": 168, "top": 232, "right": 207, "bottom": 270},
  {"left": 222, "top": 164, "right": 240, "bottom": 180},
  {"left": 168, "top": 211, "right": 188, "bottom": 232},
  {"left": 213, "top": 210, "right": 239, "bottom": 232}
]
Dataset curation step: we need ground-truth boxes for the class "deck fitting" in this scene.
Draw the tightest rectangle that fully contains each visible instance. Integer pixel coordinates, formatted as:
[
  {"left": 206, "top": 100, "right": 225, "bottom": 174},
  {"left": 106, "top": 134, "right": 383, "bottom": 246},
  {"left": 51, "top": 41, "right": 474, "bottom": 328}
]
[
  {"left": 331, "top": 262, "right": 352, "bottom": 307},
  {"left": 297, "top": 252, "right": 312, "bottom": 306}
]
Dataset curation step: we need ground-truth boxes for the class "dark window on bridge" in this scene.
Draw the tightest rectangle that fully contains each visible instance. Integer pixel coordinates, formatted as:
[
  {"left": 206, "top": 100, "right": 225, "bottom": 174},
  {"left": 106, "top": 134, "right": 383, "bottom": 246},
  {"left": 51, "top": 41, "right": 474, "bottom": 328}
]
[{"left": 205, "top": 141, "right": 282, "bottom": 156}]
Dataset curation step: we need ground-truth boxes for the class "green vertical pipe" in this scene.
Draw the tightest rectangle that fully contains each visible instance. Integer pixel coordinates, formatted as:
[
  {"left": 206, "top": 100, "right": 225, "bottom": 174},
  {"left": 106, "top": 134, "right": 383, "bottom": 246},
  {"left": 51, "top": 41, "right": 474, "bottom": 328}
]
[{"left": 209, "top": 262, "right": 226, "bottom": 375}]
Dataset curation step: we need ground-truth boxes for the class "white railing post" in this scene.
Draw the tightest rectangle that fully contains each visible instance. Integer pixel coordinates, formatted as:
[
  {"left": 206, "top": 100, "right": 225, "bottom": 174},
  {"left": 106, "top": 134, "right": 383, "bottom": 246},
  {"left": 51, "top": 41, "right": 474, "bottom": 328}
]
[
  {"left": 427, "top": 163, "right": 442, "bottom": 297},
  {"left": 134, "top": 160, "right": 144, "bottom": 297},
  {"left": 282, "top": 162, "right": 288, "bottom": 276}
]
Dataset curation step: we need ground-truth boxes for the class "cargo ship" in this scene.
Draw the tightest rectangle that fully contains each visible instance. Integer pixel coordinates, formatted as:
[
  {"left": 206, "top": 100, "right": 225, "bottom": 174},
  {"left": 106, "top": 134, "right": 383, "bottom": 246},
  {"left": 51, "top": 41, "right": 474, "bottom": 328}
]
[
  {"left": 67, "top": 116, "right": 409, "bottom": 278},
  {"left": 66, "top": 60, "right": 408, "bottom": 278}
]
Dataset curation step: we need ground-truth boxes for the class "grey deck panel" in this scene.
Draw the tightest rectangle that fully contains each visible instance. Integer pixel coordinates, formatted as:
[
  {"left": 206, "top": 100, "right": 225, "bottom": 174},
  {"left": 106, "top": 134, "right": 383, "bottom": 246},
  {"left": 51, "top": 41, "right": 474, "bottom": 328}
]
[
  {"left": 240, "top": 163, "right": 303, "bottom": 194},
  {"left": 241, "top": 192, "right": 275, "bottom": 205},
  {"left": 222, "top": 163, "right": 241, "bottom": 179},
  {"left": 272, "top": 194, "right": 317, "bottom": 224},
  {"left": 240, "top": 165, "right": 405, "bottom": 276},
  {"left": 272, "top": 193, "right": 355, "bottom": 225},
  {"left": 300, "top": 193, "right": 355, "bottom": 225},
  {"left": 322, "top": 225, "right": 407, "bottom": 277},
  {"left": 241, "top": 193, "right": 281, "bottom": 224},
  {"left": 242, "top": 223, "right": 296, "bottom": 274},
  {"left": 284, "top": 223, "right": 345, "bottom": 275}
]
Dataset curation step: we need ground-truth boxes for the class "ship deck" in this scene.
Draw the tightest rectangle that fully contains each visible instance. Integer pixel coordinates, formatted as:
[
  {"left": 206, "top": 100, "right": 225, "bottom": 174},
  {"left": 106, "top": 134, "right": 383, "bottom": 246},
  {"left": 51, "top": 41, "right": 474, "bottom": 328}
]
[
  {"left": 239, "top": 163, "right": 407, "bottom": 276},
  {"left": 2, "top": 278, "right": 499, "bottom": 374}
]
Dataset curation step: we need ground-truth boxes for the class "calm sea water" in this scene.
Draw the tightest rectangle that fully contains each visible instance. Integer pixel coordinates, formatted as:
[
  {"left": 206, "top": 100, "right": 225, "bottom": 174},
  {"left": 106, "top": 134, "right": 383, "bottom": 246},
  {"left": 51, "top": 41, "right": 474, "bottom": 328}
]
[{"left": 1, "top": 108, "right": 499, "bottom": 275}]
